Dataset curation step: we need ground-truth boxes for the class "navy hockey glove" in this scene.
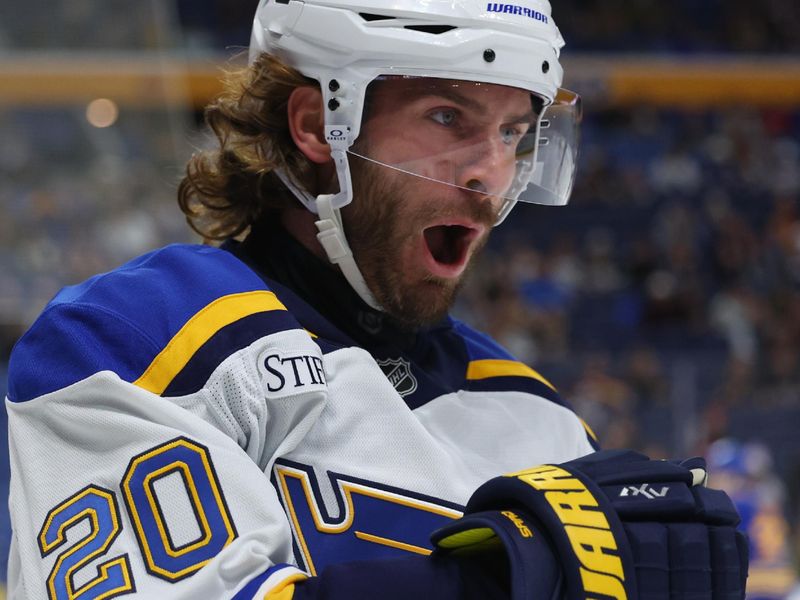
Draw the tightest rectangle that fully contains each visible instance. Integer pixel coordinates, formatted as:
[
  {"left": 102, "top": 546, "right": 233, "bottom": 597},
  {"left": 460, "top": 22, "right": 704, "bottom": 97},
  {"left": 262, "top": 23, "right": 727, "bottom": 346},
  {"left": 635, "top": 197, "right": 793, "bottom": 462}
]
[{"left": 431, "top": 450, "right": 748, "bottom": 600}]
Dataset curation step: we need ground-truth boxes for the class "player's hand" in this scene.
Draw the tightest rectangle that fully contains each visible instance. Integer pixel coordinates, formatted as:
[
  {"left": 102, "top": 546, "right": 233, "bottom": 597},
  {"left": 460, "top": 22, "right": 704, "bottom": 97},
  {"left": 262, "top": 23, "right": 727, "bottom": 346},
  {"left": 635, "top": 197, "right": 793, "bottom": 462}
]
[{"left": 431, "top": 449, "right": 749, "bottom": 600}]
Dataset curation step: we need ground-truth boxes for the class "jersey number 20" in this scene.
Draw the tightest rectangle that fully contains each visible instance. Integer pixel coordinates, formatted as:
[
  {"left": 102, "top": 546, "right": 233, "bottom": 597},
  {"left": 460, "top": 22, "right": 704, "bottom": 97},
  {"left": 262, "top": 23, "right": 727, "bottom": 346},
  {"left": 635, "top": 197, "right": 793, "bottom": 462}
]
[{"left": 38, "top": 437, "right": 237, "bottom": 600}]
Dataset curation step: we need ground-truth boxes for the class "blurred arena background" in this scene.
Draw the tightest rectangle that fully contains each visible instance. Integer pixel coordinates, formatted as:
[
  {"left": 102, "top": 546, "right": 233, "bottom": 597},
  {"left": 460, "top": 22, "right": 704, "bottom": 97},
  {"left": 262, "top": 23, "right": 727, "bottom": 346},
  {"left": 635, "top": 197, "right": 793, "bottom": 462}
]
[{"left": 1, "top": 1, "right": 799, "bottom": 597}]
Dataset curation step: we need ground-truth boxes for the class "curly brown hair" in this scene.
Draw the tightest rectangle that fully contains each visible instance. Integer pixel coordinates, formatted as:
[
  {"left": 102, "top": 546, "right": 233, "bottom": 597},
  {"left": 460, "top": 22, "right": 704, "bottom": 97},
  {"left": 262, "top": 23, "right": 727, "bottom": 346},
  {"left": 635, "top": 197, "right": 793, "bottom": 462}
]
[{"left": 177, "top": 53, "right": 319, "bottom": 240}]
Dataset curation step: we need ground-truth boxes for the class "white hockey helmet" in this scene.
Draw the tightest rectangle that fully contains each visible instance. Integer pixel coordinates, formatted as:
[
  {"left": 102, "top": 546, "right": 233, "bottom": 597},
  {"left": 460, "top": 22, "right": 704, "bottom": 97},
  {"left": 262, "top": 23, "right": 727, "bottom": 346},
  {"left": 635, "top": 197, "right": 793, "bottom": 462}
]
[{"left": 250, "top": 0, "right": 580, "bottom": 309}]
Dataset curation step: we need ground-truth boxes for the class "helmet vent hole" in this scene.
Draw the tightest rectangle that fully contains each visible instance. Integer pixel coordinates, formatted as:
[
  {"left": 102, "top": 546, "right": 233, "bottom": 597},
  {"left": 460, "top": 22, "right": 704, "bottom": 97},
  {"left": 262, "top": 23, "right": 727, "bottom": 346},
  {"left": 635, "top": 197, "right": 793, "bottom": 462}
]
[
  {"left": 359, "top": 13, "right": 396, "bottom": 22},
  {"left": 404, "top": 24, "right": 457, "bottom": 34}
]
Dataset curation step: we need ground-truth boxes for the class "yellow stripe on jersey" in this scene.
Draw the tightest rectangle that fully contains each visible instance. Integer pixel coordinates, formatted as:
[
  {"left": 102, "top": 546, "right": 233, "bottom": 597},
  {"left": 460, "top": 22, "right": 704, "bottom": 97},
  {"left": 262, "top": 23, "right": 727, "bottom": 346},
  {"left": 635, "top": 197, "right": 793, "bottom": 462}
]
[
  {"left": 134, "top": 290, "right": 286, "bottom": 394},
  {"left": 264, "top": 573, "right": 308, "bottom": 600},
  {"left": 466, "top": 359, "right": 557, "bottom": 391},
  {"left": 354, "top": 531, "right": 433, "bottom": 556},
  {"left": 580, "top": 418, "right": 599, "bottom": 443}
]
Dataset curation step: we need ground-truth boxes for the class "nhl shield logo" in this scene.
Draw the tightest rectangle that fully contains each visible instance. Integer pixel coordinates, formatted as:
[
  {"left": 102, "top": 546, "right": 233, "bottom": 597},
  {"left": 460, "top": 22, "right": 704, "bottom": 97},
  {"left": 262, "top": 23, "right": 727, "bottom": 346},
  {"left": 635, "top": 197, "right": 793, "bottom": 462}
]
[{"left": 377, "top": 357, "right": 418, "bottom": 397}]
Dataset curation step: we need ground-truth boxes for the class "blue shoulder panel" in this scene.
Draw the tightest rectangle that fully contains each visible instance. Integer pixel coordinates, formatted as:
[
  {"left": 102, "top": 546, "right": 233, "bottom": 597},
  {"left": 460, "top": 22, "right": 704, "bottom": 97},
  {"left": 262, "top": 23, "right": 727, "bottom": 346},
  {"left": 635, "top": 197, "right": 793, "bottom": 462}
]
[
  {"left": 8, "top": 244, "right": 303, "bottom": 402},
  {"left": 450, "top": 318, "right": 563, "bottom": 404},
  {"left": 450, "top": 319, "right": 516, "bottom": 362}
]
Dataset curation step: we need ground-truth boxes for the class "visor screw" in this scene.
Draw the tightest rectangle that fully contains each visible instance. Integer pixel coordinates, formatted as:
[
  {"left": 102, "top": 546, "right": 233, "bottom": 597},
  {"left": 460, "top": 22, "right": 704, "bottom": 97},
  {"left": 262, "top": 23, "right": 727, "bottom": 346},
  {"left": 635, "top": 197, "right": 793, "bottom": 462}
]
[
  {"left": 542, "top": 60, "right": 550, "bottom": 73},
  {"left": 483, "top": 49, "right": 496, "bottom": 63},
  {"left": 328, "top": 80, "right": 340, "bottom": 92},
  {"left": 328, "top": 98, "right": 340, "bottom": 111}
]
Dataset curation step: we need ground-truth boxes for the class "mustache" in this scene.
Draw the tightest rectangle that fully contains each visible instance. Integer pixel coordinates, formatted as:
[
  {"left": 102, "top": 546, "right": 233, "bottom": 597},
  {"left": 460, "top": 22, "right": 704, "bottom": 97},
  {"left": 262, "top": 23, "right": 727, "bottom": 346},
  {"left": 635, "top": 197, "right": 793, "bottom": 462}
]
[
  {"left": 352, "top": 159, "right": 500, "bottom": 227},
  {"left": 449, "top": 189, "right": 499, "bottom": 226},
  {"left": 412, "top": 189, "right": 499, "bottom": 230}
]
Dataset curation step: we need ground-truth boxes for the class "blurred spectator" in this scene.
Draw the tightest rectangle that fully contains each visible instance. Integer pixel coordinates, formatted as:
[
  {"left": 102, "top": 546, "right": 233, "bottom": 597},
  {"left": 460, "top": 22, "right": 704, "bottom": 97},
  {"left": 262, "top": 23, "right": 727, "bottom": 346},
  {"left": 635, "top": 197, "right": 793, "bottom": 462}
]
[
  {"left": 0, "top": 1, "right": 168, "bottom": 49},
  {"left": 709, "top": 284, "right": 759, "bottom": 372},
  {"left": 706, "top": 439, "right": 798, "bottom": 599},
  {"left": 552, "top": 0, "right": 800, "bottom": 53},
  {"left": 568, "top": 352, "right": 640, "bottom": 449},
  {"left": 622, "top": 344, "right": 669, "bottom": 406},
  {"left": 176, "top": 0, "right": 259, "bottom": 50}
]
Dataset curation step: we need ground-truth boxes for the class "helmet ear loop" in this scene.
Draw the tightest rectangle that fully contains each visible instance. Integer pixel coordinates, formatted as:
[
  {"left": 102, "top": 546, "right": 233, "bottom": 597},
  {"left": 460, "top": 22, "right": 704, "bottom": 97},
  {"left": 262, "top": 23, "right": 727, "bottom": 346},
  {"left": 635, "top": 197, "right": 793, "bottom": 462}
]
[
  {"left": 323, "top": 142, "right": 354, "bottom": 210},
  {"left": 313, "top": 146, "right": 383, "bottom": 311}
]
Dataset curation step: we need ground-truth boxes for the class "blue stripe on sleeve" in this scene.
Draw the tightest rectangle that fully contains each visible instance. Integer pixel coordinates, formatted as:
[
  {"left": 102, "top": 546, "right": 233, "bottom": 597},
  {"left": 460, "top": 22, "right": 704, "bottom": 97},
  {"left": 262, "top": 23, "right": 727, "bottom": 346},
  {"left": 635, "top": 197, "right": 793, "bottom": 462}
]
[
  {"left": 7, "top": 302, "right": 158, "bottom": 402},
  {"left": 8, "top": 244, "right": 300, "bottom": 402}
]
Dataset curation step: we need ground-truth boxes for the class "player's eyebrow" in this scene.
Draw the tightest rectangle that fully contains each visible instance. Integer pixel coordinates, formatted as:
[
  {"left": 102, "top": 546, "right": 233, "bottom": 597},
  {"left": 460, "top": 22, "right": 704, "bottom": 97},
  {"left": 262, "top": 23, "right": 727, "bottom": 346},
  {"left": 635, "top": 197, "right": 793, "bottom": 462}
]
[
  {"left": 425, "top": 86, "right": 485, "bottom": 113},
  {"left": 423, "top": 86, "right": 538, "bottom": 123}
]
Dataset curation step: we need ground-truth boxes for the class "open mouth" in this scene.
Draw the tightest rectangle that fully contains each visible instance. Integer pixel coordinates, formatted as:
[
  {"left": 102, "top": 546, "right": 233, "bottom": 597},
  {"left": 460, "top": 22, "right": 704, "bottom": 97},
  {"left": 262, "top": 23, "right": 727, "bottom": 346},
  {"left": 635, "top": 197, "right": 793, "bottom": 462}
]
[{"left": 423, "top": 224, "right": 478, "bottom": 267}]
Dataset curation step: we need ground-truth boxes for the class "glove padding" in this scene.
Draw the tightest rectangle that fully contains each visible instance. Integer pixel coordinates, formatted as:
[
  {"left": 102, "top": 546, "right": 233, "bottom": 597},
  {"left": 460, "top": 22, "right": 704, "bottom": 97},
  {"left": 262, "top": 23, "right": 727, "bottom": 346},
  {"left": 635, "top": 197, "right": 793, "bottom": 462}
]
[{"left": 431, "top": 450, "right": 748, "bottom": 600}]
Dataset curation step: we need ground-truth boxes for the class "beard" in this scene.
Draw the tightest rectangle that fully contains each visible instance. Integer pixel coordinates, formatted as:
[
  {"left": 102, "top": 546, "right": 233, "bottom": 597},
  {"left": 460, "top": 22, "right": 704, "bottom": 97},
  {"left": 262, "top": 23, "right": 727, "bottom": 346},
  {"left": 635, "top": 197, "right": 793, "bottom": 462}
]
[{"left": 343, "top": 157, "right": 497, "bottom": 328}]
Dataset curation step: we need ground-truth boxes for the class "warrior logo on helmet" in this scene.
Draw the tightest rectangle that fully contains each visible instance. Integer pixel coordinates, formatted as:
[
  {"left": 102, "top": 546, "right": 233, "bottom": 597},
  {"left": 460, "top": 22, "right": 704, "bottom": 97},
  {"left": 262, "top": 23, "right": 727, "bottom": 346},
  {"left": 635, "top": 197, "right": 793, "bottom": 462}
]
[{"left": 486, "top": 3, "right": 549, "bottom": 23}]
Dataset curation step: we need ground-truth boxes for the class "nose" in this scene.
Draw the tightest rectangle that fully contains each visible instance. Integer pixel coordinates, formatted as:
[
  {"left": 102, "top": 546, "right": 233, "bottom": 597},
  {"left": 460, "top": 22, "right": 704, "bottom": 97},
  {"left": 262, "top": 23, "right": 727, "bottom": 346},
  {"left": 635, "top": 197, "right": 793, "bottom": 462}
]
[{"left": 455, "top": 135, "right": 516, "bottom": 199}]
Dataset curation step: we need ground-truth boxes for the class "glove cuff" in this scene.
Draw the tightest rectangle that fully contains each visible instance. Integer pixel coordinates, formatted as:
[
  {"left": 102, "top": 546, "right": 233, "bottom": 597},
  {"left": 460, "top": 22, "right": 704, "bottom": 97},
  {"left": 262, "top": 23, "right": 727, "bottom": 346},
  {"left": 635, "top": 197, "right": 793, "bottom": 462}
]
[
  {"left": 466, "top": 464, "right": 637, "bottom": 600},
  {"left": 432, "top": 508, "right": 562, "bottom": 600}
]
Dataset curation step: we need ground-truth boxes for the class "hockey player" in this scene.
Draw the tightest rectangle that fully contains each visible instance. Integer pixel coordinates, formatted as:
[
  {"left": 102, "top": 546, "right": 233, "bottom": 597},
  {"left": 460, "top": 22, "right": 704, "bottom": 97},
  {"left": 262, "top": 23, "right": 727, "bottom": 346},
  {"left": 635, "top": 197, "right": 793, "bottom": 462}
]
[{"left": 6, "top": 1, "right": 747, "bottom": 598}]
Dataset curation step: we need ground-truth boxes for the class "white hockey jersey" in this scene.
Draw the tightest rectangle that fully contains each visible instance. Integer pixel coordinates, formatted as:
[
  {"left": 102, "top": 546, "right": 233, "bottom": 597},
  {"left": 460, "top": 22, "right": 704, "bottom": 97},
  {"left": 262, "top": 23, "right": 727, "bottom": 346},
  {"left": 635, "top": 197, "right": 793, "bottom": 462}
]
[{"left": 6, "top": 231, "right": 595, "bottom": 599}]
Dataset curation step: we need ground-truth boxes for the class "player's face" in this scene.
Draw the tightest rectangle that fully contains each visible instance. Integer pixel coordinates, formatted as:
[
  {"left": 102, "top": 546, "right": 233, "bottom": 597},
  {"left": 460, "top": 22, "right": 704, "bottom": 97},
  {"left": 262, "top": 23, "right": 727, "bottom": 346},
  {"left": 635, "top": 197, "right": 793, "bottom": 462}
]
[{"left": 343, "top": 79, "right": 535, "bottom": 326}]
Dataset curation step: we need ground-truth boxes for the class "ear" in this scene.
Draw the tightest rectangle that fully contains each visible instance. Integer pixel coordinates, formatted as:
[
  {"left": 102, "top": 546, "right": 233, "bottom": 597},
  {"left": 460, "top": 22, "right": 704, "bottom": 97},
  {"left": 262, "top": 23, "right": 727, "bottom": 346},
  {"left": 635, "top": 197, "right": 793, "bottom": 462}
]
[{"left": 287, "top": 86, "right": 331, "bottom": 164}]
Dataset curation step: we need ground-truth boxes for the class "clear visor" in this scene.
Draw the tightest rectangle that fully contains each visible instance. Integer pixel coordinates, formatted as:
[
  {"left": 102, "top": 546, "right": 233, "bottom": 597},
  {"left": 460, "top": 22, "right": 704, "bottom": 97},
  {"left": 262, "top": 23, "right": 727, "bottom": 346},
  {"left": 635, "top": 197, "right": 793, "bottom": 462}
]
[{"left": 347, "top": 77, "right": 581, "bottom": 208}]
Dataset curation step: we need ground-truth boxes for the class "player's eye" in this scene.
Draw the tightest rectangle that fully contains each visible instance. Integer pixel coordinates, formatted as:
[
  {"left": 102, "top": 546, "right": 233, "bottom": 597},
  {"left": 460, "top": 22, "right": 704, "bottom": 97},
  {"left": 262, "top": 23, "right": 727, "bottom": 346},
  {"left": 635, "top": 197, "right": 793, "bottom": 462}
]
[
  {"left": 429, "top": 108, "right": 458, "bottom": 127},
  {"left": 501, "top": 124, "right": 528, "bottom": 145}
]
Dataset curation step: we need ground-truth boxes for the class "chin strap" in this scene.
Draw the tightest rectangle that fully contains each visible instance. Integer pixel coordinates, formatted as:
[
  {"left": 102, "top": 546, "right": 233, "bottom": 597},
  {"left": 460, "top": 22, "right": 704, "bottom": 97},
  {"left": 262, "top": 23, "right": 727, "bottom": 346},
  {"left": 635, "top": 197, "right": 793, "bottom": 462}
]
[
  {"left": 274, "top": 146, "right": 383, "bottom": 311},
  {"left": 316, "top": 145, "right": 383, "bottom": 311},
  {"left": 315, "top": 193, "right": 382, "bottom": 311}
]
